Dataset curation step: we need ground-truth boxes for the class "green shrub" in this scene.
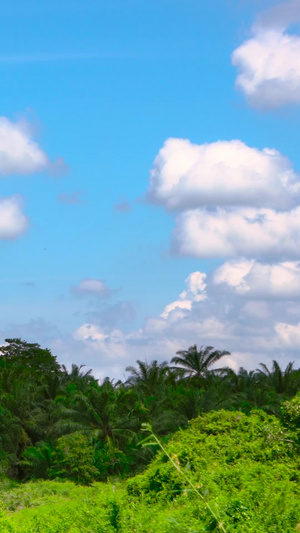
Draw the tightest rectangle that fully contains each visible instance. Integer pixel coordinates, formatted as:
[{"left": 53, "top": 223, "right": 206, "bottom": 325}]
[
  {"left": 20, "top": 442, "right": 52, "bottom": 480},
  {"left": 127, "top": 410, "right": 300, "bottom": 531},
  {"left": 1, "top": 409, "right": 300, "bottom": 532},
  {"left": 281, "top": 394, "right": 300, "bottom": 439},
  {"left": 49, "top": 433, "right": 98, "bottom": 485},
  {"left": 94, "top": 441, "right": 132, "bottom": 479}
]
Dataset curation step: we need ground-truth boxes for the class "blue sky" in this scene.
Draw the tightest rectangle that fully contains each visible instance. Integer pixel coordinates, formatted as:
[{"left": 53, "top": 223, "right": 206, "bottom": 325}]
[{"left": 1, "top": 0, "right": 300, "bottom": 378}]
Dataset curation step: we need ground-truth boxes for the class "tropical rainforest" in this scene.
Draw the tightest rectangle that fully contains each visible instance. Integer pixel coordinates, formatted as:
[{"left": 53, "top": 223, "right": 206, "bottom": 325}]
[{"left": 0, "top": 338, "right": 300, "bottom": 531}]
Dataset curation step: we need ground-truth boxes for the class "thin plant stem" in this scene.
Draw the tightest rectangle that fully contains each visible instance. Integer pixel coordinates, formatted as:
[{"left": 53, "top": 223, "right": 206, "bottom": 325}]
[{"left": 141, "top": 424, "right": 227, "bottom": 533}]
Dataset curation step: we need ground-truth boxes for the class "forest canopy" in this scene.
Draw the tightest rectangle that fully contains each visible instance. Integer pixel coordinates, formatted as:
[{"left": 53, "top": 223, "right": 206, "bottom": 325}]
[{"left": 0, "top": 338, "right": 300, "bottom": 484}]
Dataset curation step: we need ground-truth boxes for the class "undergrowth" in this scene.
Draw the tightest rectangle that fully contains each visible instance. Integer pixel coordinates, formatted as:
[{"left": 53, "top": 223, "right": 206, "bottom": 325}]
[{"left": 1, "top": 409, "right": 300, "bottom": 532}]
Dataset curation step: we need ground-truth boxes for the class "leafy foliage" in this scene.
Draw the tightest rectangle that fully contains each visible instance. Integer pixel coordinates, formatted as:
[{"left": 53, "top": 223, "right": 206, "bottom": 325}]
[
  {"left": 0, "top": 336, "right": 300, "bottom": 504},
  {"left": 1, "top": 408, "right": 300, "bottom": 531},
  {"left": 49, "top": 433, "right": 98, "bottom": 484},
  {"left": 128, "top": 410, "right": 300, "bottom": 531}
]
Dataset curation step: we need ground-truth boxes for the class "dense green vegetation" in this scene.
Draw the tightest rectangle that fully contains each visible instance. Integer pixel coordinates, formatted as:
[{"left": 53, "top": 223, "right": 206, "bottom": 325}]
[
  {"left": 1, "top": 338, "right": 300, "bottom": 530},
  {"left": 1, "top": 406, "right": 300, "bottom": 531}
]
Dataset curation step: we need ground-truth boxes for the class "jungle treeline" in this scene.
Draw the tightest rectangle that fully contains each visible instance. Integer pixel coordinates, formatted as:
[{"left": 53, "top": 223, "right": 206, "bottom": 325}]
[{"left": 1, "top": 338, "right": 300, "bottom": 484}]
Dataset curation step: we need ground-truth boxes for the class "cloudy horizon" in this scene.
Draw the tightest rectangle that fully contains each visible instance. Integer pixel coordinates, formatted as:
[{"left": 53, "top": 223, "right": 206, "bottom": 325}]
[{"left": 1, "top": 0, "right": 300, "bottom": 379}]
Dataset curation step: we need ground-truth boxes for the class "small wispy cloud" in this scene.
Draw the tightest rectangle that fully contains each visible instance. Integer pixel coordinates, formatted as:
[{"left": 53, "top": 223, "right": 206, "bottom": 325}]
[
  {"left": 0, "top": 50, "right": 156, "bottom": 64},
  {"left": 71, "top": 278, "right": 113, "bottom": 299},
  {"left": 254, "top": 0, "right": 300, "bottom": 31},
  {"left": 114, "top": 201, "right": 131, "bottom": 213},
  {"left": 21, "top": 282, "right": 36, "bottom": 288},
  {"left": 58, "top": 191, "right": 83, "bottom": 205}
]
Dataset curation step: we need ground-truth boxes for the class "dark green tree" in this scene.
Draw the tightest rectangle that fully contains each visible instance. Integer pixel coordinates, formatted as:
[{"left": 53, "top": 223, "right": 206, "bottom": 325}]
[
  {"left": 171, "top": 345, "right": 230, "bottom": 380},
  {"left": 0, "top": 338, "right": 60, "bottom": 382}
]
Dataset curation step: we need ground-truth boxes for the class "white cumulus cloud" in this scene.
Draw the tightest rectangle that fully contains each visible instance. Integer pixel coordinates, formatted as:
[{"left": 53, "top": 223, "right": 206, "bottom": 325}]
[
  {"left": 148, "top": 138, "right": 299, "bottom": 210},
  {"left": 0, "top": 117, "right": 65, "bottom": 176},
  {"left": 213, "top": 260, "right": 300, "bottom": 298},
  {"left": 73, "top": 323, "right": 108, "bottom": 343},
  {"left": 161, "top": 271, "right": 207, "bottom": 319},
  {"left": 52, "top": 257, "right": 300, "bottom": 379},
  {"left": 275, "top": 321, "right": 300, "bottom": 348},
  {"left": 73, "top": 323, "right": 127, "bottom": 360},
  {"left": 232, "top": 0, "right": 300, "bottom": 109},
  {"left": 173, "top": 206, "right": 300, "bottom": 261},
  {"left": 232, "top": 30, "right": 300, "bottom": 108},
  {"left": 0, "top": 195, "right": 29, "bottom": 239},
  {"left": 181, "top": 271, "right": 207, "bottom": 300},
  {"left": 160, "top": 299, "right": 193, "bottom": 319}
]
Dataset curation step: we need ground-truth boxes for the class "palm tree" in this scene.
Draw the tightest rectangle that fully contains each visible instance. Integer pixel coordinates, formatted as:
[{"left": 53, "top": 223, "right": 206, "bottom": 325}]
[
  {"left": 171, "top": 345, "right": 230, "bottom": 380},
  {"left": 256, "top": 360, "right": 297, "bottom": 395},
  {"left": 0, "top": 380, "right": 45, "bottom": 447},
  {"left": 60, "top": 364, "right": 96, "bottom": 393},
  {"left": 125, "top": 360, "right": 171, "bottom": 398},
  {"left": 125, "top": 360, "right": 186, "bottom": 434},
  {"left": 54, "top": 379, "right": 137, "bottom": 446}
]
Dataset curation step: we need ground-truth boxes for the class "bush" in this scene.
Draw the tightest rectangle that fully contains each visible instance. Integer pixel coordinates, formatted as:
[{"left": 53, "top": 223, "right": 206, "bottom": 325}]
[
  {"left": 127, "top": 410, "right": 300, "bottom": 531},
  {"left": 281, "top": 393, "right": 300, "bottom": 438},
  {"left": 49, "top": 434, "right": 98, "bottom": 485},
  {"left": 20, "top": 442, "right": 52, "bottom": 480}
]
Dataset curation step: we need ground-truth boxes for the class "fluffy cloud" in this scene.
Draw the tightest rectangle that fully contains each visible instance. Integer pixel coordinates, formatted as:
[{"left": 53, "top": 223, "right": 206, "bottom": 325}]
[
  {"left": 0, "top": 117, "right": 65, "bottom": 176},
  {"left": 74, "top": 323, "right": 109, "bottom": 343},
  {"left": 143, "top": 267, "right": 300, "bottom": 365},
  {"left": 275, "top": 321, "right": 300, "bottom": 348},
  {"left": 213, "top": 260, "right": 300, "bottom": 298},
  {"left": 148, "top": 137, "right": 300, "bottom": 262},
  {"left": 161, "top": 271, "right": 207, "bottom": 318},
  {"left": 8, "top": 263, "right": 299, "bottom": 380},
  {"left": 73, "top": 323, "right": 127, "bottom": 359},
  {"left": 173, "top": 206, "right": 300, "bottom": 260},
  {"left": 67, "top": 265, "right": 300, "bottom": 378},
  {"left": 232, "top": 0, "right": 300, "bottom": 109},
  {"left": 0, "top": 195, "right": 29, "bottom": 239},
  {"left": 148, "top": 138, "right": 300, "bottom": 210},
  {"left": 72, "top": 278, "right": 112, "bottom": 298},
  {"left": 148, "top": 137, "right": 300, "bottom": 261},
  {"left": 179, "top": 271, "right": 207, "bottom": 301},
  {"left": 232, "top": 30, "right": 300, "bottom": 108}
]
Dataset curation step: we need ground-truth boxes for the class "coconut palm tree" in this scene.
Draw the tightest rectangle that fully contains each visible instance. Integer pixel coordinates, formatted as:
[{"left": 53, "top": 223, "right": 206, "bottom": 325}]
[
  {"left": 61, "top": 364, "right": 95, "bottom": 391},
  {"left": 125, "top": 360, "right": 171, "bottom": 399},
  {"left": 256, "top": 360, "right": 297, "bottom": 395},
  {"left": 171, "top": 345, "right": 230, "bottom": 380}
]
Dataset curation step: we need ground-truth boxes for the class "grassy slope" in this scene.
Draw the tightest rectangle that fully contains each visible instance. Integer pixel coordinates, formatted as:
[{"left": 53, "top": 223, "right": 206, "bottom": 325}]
[{"left": 1, "top": 410, "right": 300, "bottom": 532}]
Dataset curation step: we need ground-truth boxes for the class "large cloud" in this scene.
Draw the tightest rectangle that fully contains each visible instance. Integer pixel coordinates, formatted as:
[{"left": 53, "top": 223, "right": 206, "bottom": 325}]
[
  {"left": 232, "top": 0, "right": 300, "bottom": 109},
  {"left": 213, "top": 260, "right": 300, "bottom": 299},
  {"left": 0, "top": 117, "right": 65, "bottom": 176},
  {"left": 275, "top": 321, "right": 300, "bottom": 348},
  {"left": 4, "top": 261, "right": 300, "bottom": 380},
  {"left": 148, "top": 138, "right": 299, "bottom": 210},
  {"left": 173, "top": 206, "right": 300, "bottom": 260},
  {"left": 61, "top": 260, "right": 300, "bottom": 379},
  {"left": 73, "top": 323, "right": 128, "bottom": 360},
  {"left": 0, "top": 195, "right": 29, "bottom": 239},
  {"left": 232, "top": 30, "right": 300, "bottom": 108},
  {"left": 148, "top": 137, "right": 300, "bottom": 261}
]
